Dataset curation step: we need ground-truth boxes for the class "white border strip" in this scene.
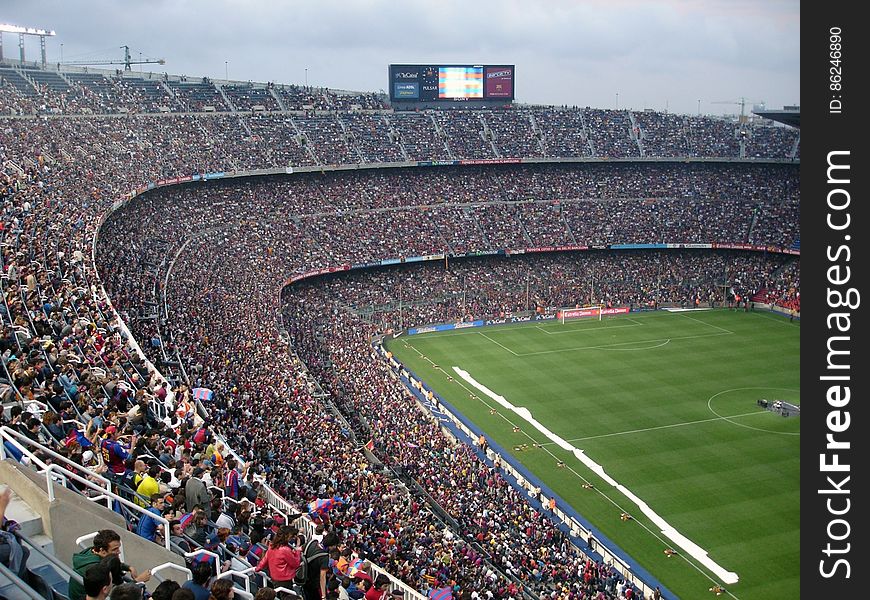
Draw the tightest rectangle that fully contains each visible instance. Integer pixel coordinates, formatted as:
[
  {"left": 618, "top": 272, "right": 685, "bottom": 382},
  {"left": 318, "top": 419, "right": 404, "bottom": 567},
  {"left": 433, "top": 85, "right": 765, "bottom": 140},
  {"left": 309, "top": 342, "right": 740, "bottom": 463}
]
[{"left": 453, "top": 366, "right": 739, "bottom": 585}]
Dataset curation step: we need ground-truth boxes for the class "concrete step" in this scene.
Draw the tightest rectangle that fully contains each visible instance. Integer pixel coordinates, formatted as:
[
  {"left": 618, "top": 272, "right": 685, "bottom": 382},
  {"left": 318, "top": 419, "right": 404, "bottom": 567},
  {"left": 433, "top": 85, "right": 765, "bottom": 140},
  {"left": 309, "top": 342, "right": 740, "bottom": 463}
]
[
  {"left": 0, "top": 579, "right": 39, "bottom": 600},
  {"left": 27, "top": 533, "right": 54, "bottom": 555},
  {"left": 19, "top": 533, "right": 56, "bottom": 573},
  {"left": 3, "top": 488, "right": 44, "bottom": 538}
]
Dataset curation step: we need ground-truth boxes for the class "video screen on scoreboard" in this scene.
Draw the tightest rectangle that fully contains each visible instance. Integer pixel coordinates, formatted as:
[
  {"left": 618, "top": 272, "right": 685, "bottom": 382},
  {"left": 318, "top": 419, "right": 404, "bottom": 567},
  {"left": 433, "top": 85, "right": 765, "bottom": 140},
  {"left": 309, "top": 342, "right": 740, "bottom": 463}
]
[{"left": 390, "top": 64, "right": 514, "bottom": 102}]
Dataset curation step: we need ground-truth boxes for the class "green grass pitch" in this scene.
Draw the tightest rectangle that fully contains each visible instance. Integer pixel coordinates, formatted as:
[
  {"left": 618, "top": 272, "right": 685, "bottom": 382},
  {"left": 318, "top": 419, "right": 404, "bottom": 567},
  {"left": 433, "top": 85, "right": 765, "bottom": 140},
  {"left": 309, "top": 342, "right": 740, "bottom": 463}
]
[{"left": 384, "top": 309, "right": 799, "bottom": 600}]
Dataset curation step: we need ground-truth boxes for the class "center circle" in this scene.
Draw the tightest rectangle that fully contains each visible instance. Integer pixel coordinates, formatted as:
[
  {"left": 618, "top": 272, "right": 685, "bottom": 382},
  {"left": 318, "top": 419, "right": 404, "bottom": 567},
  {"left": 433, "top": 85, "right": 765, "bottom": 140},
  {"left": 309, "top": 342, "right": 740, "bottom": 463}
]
[{"left": 707, "top": 387, "right": 800, "bottom": 435}]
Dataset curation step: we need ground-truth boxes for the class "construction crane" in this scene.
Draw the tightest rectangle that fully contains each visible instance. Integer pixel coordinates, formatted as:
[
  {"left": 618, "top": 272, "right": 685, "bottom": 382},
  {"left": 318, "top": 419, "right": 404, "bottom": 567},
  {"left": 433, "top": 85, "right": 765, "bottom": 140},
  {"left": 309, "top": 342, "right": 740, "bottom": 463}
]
[
  {"left": 61, "top": 45, "right": 165, "bottom": 71},
  {"left": 711, "top": 97, "right": 764, "bottom": 123}
]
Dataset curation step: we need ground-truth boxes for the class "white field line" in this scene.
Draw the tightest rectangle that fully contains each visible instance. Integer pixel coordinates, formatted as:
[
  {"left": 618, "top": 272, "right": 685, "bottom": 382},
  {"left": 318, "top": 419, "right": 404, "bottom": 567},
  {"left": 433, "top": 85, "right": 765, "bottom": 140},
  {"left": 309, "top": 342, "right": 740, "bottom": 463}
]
[
  {"left": 477, "top": 331, "right": 520, "bottom": 356},
  {"left": 535, "top": 321, "right": 643, "bottom": 335},
  {"left": 407, "top": 323, "right": 556, "bottom": 339},
  {"left": 453, "top": 366, "right": 740, "bottom": 586},
  {"left": 514, "top": 330, "right": 732, "bottom": 357},
  {"left": 543, "top": 410, "right": 770, "bottom": 445},
  {"left": 676, "top": 312, "right": 734, "bottom": 335},
  {"left": 400, "top": 336, "right": 737, "bottom": 593},
  {"left": 749, "top": 311, "right": 801, "bottom": 327}
]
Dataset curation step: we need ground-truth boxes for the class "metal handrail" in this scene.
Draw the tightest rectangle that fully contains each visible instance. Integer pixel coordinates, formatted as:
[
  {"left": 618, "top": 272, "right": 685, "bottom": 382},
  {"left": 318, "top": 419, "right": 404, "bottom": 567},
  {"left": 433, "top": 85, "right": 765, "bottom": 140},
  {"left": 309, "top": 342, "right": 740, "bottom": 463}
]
[
  {"left": 0, "top": 426, "right": 113, "bottom": 499},
  {"left": 215, "top": 568, "right": 255, "bottom": 599},
  {"left": 183, "top": 548, "right": 222, "bottom": 573},
  {"left": 46, "top": 464, "right": 171, "bottom": 551},
  {"left": 0, "top": 561, "right": 45, "bottom": 600},
  {"left": 151, "top": 562, "right": 192, "bottom": 583}
]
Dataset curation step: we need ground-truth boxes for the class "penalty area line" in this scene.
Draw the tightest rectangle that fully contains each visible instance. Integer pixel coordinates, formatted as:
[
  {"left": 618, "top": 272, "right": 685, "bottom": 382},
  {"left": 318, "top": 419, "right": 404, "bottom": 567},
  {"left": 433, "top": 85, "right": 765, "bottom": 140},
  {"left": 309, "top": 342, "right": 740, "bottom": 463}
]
[
  {"left": 541, "top": 410, "right": 771, "bottom": 445},
  {"left": 515, "top": 330, "right": 731, "bottom": 356}
]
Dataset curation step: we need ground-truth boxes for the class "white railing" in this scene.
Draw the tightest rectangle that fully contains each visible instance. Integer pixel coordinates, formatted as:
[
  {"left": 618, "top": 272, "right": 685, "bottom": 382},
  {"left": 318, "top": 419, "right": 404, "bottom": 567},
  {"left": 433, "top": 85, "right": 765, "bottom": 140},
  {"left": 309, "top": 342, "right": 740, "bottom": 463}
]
[
  {"left": 1, "top": 426, "right": 114, "bottom": 508},
  {"left": 184, "top": 548, "right": 221, "bottom": 569},
  {"left": 215, "top": 569, "right": 255, "bottom": 599},
  {"left": 151, "top": 562, "right": 193, "bottom": 583},
  {"left": 209, "top": 442, "right": 424, "bottom": 598},
  {"left": 47, "top": 464, "right": 171, "bottom": 551}
]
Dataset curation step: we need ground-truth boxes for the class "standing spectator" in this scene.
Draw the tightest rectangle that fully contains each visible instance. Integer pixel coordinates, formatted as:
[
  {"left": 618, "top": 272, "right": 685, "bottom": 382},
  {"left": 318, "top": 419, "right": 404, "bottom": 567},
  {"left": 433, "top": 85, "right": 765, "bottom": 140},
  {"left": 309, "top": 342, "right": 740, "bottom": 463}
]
[
  {"left": 223, "top": 459, "right": 241, "bottom": 501},
  {"left": 254, "top": 526, "right": 301, "bottom": 590},
  {"left": 301, "top": 531, "right": 339, "bottom": 600},
  {"left": 186, "top": 467, "right": 212, "bottom": 519},
  {"left": 99, "top": 426, "right": 134, "bottom": 476}
]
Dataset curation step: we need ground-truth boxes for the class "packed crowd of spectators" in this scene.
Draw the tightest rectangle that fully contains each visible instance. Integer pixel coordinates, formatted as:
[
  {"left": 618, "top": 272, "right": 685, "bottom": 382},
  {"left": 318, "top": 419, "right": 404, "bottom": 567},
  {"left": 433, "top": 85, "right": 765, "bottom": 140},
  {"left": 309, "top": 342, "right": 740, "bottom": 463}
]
[
  {"left": 282, "top": 251, "right": 794, "bottom": 330},
  {"left": 2, "top": 64, "right": 800, "bottom": 162},
  {"left": 632, "top": 112, "right": 689, "bottom": 158},
  {"left": 89, "top": 159, "right": 798, "bottom": 599},
  {"left": 295, "top": 116, "right": 364, "bottom": 166},
  {"left": 1, "top": 71, "right": 799, "bottom": 599},
  {"left": 484, "top": 111, "right": 546, "bottom": 159},
  {"left": 534, "top": 110, "right": 592, "bottom": 158},
  {"left": 392, "top": 113, "right": 453, "bottom": 162},
  {"left": 582, "top": 110, "right": 640, "bottom": 159},
  {"left": 341, "top": 113, "right": 407, "bottom": 163},
  {"left": 222, "top": 84, "right": 282, "bottom": 112},
  {"left": 751, "top": 260, "right": 800, "bottom": 313},
  {"left": 433, "top": 113, "right": 496, "bottom": 160}
]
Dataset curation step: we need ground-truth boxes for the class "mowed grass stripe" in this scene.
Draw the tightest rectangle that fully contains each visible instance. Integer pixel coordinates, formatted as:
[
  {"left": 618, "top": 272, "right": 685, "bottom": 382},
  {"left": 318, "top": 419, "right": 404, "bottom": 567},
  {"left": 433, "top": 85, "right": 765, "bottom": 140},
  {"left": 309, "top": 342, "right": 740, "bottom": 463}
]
[{"left": 388, "top": 310, "right": 799, "bottom": 600}]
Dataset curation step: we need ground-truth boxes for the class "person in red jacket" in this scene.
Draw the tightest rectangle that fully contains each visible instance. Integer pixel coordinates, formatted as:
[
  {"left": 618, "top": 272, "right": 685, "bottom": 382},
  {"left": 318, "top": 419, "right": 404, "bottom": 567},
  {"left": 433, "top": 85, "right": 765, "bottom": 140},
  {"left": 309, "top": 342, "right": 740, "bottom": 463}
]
[
  {"left": 364, "top": 575, "right": 391, "bottom": 600},
  {"left": 254, "top": 526, "right": 301, "bottom": 590}
]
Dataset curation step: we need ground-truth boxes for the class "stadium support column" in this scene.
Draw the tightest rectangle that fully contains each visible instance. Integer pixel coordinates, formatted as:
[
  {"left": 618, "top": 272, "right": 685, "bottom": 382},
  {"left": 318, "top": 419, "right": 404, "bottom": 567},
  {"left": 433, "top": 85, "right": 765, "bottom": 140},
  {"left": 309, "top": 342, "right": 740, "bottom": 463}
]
[
  {"left": 40, "top": 34, "right": 47, "bottom": 67},
  {"left": 0, "top": 33, "right": 4, "bottom": 63},
  {"left": 19, "top": 32, "right": 25, "bottom": 63},
  {"left": 526, "top": 272, "right": 530, "bottom": 311},
  {"left": 590, "top": 274, "right": 595, "bottom": 306}
]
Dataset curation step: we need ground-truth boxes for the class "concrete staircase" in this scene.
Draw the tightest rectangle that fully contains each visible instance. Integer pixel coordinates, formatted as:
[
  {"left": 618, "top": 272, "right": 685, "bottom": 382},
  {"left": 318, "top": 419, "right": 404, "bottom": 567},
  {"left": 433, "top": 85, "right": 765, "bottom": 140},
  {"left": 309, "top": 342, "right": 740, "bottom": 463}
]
[
  {"left": 1, "top": 458, "right": 188, "bottom": 600},
  {"left": 1, "top": 487, "right": 59, "bottom": 600}
]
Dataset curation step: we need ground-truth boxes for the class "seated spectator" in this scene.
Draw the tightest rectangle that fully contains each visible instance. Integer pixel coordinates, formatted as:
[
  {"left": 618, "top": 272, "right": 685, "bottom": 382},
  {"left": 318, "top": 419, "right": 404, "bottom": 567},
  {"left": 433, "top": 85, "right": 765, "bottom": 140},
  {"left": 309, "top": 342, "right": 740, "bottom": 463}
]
[
  {"left": 82, "top": 562, "right": 113, "bottom": 600},
  {"left": 69, "top": 529, "right": 150, "bottom": 600},
  {"left": 214, "top": 502, "right": 237, "bottom": 530},
  {"left": 110, "top": 582, "right": 145, "bottom": 600},
  {"left": 152, "top": 580, "right": 182, "bottom": 600},
  {"left": 136, "top": 493, "right": 166, "bottom": 543},
  {"left": 168, "top": 519, "right": 192, "bottom": 554},
  {"left": 173, "top": 589, "right": 196, "bottom": 600},
  {"left": 208, "top": 578, "right": 236, "bottom": 600},
  {"left": 136, "top": 464, "right": 162, "bottom": 506},
  {"left": 0, "top": 487, "right": 30, "bottom": 580},
  {"left": 182, "top": 561, "right": 213, "bottom": 600},
  {"left": 253, "top": 588, "right": 276, "bottom": 600}
]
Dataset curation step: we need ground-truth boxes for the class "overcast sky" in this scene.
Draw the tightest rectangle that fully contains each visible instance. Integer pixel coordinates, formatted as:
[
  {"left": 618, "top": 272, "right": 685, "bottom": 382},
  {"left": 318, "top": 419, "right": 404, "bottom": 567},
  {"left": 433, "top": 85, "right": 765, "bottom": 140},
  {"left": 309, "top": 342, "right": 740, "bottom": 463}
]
[{"left": 4, "top": 0, "right": 799, "bottom": 116}]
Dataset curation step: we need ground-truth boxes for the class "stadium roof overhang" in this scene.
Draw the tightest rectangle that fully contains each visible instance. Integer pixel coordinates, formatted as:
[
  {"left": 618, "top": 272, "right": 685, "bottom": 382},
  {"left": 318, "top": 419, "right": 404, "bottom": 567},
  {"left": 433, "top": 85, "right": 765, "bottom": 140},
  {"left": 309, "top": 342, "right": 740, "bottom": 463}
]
[{"left": 753, "top": 108, "right": 800, "bottom": 128}]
